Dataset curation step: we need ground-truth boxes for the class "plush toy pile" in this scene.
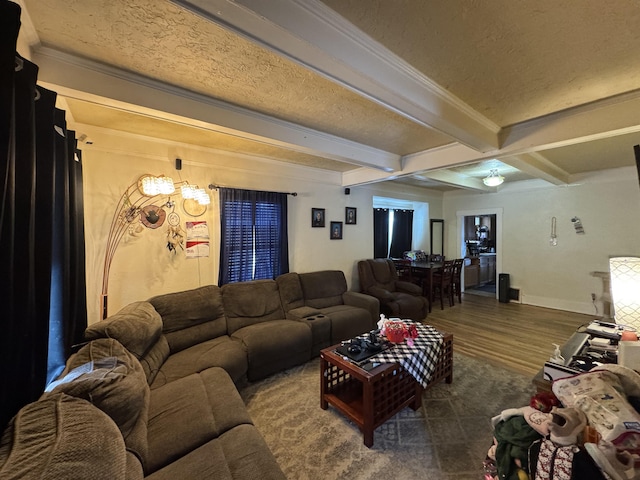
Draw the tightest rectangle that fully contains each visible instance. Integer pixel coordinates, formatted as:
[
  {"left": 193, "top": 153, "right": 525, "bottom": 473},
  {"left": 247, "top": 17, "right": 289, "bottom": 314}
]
[{"left": 485, "top": 364, "right": 640, "bottom": 480}]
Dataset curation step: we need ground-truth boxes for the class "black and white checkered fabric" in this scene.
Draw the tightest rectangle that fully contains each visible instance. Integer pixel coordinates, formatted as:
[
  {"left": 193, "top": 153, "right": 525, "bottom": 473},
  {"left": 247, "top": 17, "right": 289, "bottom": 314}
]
[{"left": 366, "top": 321, "right": 443, "bottom": 388}]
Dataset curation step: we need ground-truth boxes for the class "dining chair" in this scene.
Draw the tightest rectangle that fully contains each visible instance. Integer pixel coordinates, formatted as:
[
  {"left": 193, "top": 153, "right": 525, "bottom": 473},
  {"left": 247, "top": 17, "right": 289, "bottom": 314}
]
[
  {"left": 429, "top": 254, "right": 445, "bottom": 263},
  {"left": 391, "top": 258, "right": 414, "bottom": 283},
  {"left": 431, "top": 260, "right": 455, "bottom": 309},
  {"left": 452, "top": 258, "right": 464, "bottom": 303}
]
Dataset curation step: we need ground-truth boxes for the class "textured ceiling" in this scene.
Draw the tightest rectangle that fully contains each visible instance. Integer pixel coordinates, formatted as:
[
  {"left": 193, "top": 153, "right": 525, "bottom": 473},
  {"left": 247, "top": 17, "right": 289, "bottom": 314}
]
[
  {"left": 16, "top": 0, "right": 640, "bottom": 192},
  {"left": 323, "top": 0, "right": 640, "bottom": 126}
]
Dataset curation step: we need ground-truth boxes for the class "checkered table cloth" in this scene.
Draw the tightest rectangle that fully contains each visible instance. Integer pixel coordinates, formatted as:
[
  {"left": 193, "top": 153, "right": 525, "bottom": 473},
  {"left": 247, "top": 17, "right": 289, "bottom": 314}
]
[{"left": 361, "top": 321, "right": 444, "bottom": 389}]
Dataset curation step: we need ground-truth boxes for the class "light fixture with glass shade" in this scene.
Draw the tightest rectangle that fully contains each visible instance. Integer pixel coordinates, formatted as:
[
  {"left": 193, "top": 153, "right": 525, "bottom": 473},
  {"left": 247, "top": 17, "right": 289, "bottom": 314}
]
[{"left": 483, "top": 169, "right": 505, "bottom": 187}]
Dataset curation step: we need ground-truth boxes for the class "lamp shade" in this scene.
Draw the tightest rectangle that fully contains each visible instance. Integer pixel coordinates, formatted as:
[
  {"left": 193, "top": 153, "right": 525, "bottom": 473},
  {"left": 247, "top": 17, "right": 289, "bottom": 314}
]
[
  {"left": 610, "top": 256, "right": 640, "bottom": 329},
  {"left": 483, "top": 169, "right": 504, "bottom": 187}
]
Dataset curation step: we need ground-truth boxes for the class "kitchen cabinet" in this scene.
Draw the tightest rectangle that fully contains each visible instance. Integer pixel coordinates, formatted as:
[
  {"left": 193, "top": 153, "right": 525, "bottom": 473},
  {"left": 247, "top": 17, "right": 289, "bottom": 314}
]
[
  {"left": 479, "top": 254, "right": 496, "bottom": 284},
  {"left": 464, "top": 264, "right": 479, "bottom": 288}
]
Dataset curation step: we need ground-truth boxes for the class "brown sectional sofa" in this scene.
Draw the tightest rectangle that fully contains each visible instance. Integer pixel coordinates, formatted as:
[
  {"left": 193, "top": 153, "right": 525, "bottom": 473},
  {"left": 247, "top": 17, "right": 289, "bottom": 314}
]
[{"left": 0, "top": 270, "right": 379, "bottom": 480}]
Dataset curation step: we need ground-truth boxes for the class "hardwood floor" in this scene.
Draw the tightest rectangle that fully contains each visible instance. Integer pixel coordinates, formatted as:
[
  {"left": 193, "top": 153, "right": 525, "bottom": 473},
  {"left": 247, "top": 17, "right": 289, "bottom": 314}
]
[{"left": 424, "top": 293, "right": 595, "bottom": 377}]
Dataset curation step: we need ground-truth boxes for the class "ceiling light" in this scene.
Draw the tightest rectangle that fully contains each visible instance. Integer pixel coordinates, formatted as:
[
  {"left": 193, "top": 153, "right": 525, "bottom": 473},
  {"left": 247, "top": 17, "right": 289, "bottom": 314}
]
[{"left": 483, "top": 169, "right": 504, "bottom": 187}]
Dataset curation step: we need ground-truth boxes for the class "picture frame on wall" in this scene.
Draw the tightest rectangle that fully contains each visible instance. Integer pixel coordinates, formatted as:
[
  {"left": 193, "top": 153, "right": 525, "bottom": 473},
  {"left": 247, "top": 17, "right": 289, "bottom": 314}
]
[
  {"left": 312, "top": 208, "right": 325, "bottom": 227},
  {"left": 330, "top": 221, "right": 343, "bottom": 239},
  {"left": 345, "top": 207, "right": 357, "bottom": 225}
]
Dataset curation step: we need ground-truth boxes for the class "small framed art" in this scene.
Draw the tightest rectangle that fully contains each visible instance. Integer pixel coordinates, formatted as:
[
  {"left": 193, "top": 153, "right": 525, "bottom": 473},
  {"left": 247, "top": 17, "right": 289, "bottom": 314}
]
[
  {"left": 345, "top": 207, "right": 357, "bottom": 225},
  {"left": 330, "top": 221, "right": 343, "bottom": 239},
  {"left": 312, "top": 208, "right": 325, "bottom": 227}
]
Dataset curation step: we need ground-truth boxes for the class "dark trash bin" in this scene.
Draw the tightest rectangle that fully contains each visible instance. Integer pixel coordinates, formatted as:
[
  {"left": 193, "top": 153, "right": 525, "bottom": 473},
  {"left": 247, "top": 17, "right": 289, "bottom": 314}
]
[{"left": 499, "top": 273, "right": 510, "bottom": 303}]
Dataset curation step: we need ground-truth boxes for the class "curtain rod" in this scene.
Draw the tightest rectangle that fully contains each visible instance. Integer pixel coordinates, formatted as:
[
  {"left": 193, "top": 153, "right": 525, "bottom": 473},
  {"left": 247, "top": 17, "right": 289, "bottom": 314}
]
[{"left": 207, "top": 183, "right": 297, "bottom": 197}]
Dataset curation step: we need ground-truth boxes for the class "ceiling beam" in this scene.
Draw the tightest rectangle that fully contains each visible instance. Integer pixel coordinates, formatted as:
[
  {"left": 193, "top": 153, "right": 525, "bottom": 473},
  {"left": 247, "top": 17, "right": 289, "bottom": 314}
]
[
  {"left": 342, "top": 143, "right": 484, "bottom": 186},
  {"left": 501, "top": 152, "right": 570, "bottom": 186},
  {"left": 500, "top": 90, "right": 640, "bottom": 154},
  {"left": 172, "top": 0, "right": 501, "bottom": 152},
  {"left": 411, "top": 170, "right": 493, "bottom": 191},
  {"left": 32, "top": 47, "right": 400, "bottom": 172}
]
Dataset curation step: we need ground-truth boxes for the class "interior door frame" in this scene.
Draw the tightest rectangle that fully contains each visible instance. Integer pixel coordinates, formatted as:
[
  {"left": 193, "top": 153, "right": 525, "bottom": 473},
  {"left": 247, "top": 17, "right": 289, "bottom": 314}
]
[{"left": 456, "top": 208, "right": 503, "bottom": 298}]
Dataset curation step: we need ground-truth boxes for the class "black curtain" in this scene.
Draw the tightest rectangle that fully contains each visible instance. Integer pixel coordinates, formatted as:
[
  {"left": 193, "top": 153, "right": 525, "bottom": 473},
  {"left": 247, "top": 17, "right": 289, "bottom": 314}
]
[
  {"left": 218, "top": 188, "right": 289, "bottom": 285},
  {"left": 0, "top": 1, "right": 87, "bottom": 430},
  {"left": 373, "top": 208, "right": 389, "bottom": 258},
  {"left": 389, "top": 209, "right": 413, "bottom": 258}
]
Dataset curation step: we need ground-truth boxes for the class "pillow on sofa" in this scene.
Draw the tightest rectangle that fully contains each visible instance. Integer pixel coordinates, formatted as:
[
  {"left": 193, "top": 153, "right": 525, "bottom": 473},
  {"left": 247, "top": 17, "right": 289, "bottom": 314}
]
[
  {"left": 0, "top": 393, "right": 136, "bottom": 480},
  {"left": 85, "top": 301, "right": 163, "bottom": 359},
  {"left": 44, "top": 338, "right": 150, "bottom": 468}
]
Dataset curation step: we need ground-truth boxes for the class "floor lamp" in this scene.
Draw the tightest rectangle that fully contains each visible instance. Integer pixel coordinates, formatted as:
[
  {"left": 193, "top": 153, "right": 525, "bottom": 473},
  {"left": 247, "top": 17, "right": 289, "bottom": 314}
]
[
  {"left": 101, "top": 174, "right": 209, "bottom": 319},
  {"left": 609, "top": 256, "right": 640, "bottom": 330}
]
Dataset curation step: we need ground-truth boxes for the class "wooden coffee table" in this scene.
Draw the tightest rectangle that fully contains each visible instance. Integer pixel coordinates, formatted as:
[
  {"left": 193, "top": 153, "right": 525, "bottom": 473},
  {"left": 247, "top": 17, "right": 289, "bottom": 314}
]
[{"left": 320, "top": 332, "right": 453, "bottom": 447}]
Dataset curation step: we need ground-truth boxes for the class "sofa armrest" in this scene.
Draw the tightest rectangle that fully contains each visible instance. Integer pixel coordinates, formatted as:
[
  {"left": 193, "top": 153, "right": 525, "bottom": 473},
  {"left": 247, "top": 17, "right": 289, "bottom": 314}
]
[
  {"left": 395, "top": 280, "right": 422, "bottom": 295},
  {"left": 366, "top": 286, "right": 394, "bottom": 301},
  {"left": 286, "top": 305, "right": 322, "bottom": 320},
  {"left": 342, "top": 291, "right": 380, "bottom": 323}
]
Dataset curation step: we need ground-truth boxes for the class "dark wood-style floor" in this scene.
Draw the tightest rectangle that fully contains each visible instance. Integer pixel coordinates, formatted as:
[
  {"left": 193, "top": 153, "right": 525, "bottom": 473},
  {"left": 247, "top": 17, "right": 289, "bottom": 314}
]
[{"left": 424, "top": 293, "right": 595, "bottom": 377}]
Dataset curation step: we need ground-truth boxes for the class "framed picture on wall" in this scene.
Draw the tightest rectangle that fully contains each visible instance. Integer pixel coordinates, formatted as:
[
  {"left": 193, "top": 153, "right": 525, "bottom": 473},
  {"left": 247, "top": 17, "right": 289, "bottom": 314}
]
[
  {"left": 330, "top": 221, "right": 343, "bottom": 239},
  {"left": 312, "top": 208, "right": 325, "bottom": 227},
  {"left": 345, "top": 207, "right": 357, "bottom": 225}
]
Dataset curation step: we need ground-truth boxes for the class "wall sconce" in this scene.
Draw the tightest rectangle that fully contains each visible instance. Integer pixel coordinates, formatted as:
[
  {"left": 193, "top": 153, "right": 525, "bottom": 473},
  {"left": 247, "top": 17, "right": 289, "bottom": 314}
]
[
  {"left": 610, "top": 257, "right": 640, "bottom": 329},
  {"left": 483, "top": 169, "right": 504, "bottom": 187}
]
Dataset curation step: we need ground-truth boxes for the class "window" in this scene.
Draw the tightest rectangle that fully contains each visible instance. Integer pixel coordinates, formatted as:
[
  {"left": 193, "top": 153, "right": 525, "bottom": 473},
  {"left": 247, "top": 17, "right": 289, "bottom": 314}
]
[
  {"left": 218, "top": 188, "right": 289, "bottom": 284},
  {"left": 374, "top": 208, "right": 414, "bottom": 258}
]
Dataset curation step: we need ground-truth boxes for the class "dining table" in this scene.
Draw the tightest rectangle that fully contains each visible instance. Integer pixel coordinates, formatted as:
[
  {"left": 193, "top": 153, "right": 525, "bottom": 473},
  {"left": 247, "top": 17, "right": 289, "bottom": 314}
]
[{"left": 408, "top": 261, "right": 443, "bottom": 313}]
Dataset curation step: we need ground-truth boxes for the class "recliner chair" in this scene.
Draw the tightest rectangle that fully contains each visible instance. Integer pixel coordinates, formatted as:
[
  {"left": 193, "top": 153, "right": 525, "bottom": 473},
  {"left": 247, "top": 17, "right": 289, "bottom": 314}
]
[{"left": 357, "top": 258, "right": 429, "bottom": 322}]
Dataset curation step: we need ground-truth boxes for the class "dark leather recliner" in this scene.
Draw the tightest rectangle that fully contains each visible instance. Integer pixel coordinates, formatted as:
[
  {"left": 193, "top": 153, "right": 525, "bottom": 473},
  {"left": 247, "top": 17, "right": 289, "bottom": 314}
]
[{"left": 357, "top": 258, "right": 429, "bottom": 322}]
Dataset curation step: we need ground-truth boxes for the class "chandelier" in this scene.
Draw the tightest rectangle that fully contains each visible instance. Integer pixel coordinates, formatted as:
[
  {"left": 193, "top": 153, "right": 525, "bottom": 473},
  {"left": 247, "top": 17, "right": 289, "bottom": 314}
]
[{"left": 483, "top": 169, "right": 504, "bottom": 187}]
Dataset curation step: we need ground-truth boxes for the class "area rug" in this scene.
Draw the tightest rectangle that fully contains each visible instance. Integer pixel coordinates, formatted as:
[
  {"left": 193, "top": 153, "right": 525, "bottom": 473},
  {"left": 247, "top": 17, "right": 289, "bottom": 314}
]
[{"left": 239, "top": 352, "right": 534, "bottom": 480}]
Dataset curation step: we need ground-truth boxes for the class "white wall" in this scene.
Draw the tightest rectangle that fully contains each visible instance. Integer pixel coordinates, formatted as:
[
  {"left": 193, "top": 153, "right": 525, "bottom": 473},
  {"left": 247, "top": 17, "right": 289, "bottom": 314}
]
[
  {"left": 442, "top": 169, "right": 640, "bottom": 315},
  {"left": 82, "top": 125, "right": 640, "bottom": 323},
  {"left": 81, "top": 127, "right": 444, "bottom": 323}
]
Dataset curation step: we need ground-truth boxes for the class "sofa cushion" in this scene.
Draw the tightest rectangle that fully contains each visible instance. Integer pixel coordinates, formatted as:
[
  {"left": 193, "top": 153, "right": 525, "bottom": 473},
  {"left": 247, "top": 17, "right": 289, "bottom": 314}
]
[
  {"left": 150, "top": 336, "right": 248, "bottom": 388},
  {"left": 145, "top": 424, "right": 286, "bottom": 480},
  {"left": 146, "top": 367, "right": 252, "bottom": 474},
  {"left": 85, "top": 300, "right": 165, "bottom": 361},
  {"left": 0, "top": 393, "right": 136, "bottom": 480},
  {"left": 148, "top": 285, "right": 228, "bottom": 353},
  {"left": 316, "top": 304, "right": 373, "bottom": 342},
  {"left": 231, "top": 320, "right": 311, "bottom": 381},
  {"left": 275, "top": 272, "right": 305, "bottom": 312},
  {"left": 44, "top": 338, "right": 150, "bottom": 467},
  {"left": 298, "top": 270, "right": 348, "bottom": 309},
  {"left": 222, "top": 280, "right": 286, "bottom": 334}
]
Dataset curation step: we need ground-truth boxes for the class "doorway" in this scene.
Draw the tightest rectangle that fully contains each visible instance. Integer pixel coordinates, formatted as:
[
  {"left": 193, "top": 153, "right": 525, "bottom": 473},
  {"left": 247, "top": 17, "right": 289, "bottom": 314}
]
[{"left": 456, "top": 208, "right": 503, "bottom": 298}]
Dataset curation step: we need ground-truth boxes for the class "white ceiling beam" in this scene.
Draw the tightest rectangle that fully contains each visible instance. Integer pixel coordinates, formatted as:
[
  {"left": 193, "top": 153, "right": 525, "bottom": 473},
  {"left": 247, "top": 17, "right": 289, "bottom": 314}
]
[
  {"left": 32, "top": 46, "right": 401, "bottom": 172},
  {"left": 411, "top": 170, "right": 493, "bottom": 192},
  {"left": 172, "top": 0, "right": 501, "bottom": 152},
  {"left": 500, "top": 90, "right": 640, "bottom": 153},
  {"left": 502, "top": 153, "right": 570, "bottom": 186},
  {"left": 342, "top": 143, "right": 485, "bottom": 186}
]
